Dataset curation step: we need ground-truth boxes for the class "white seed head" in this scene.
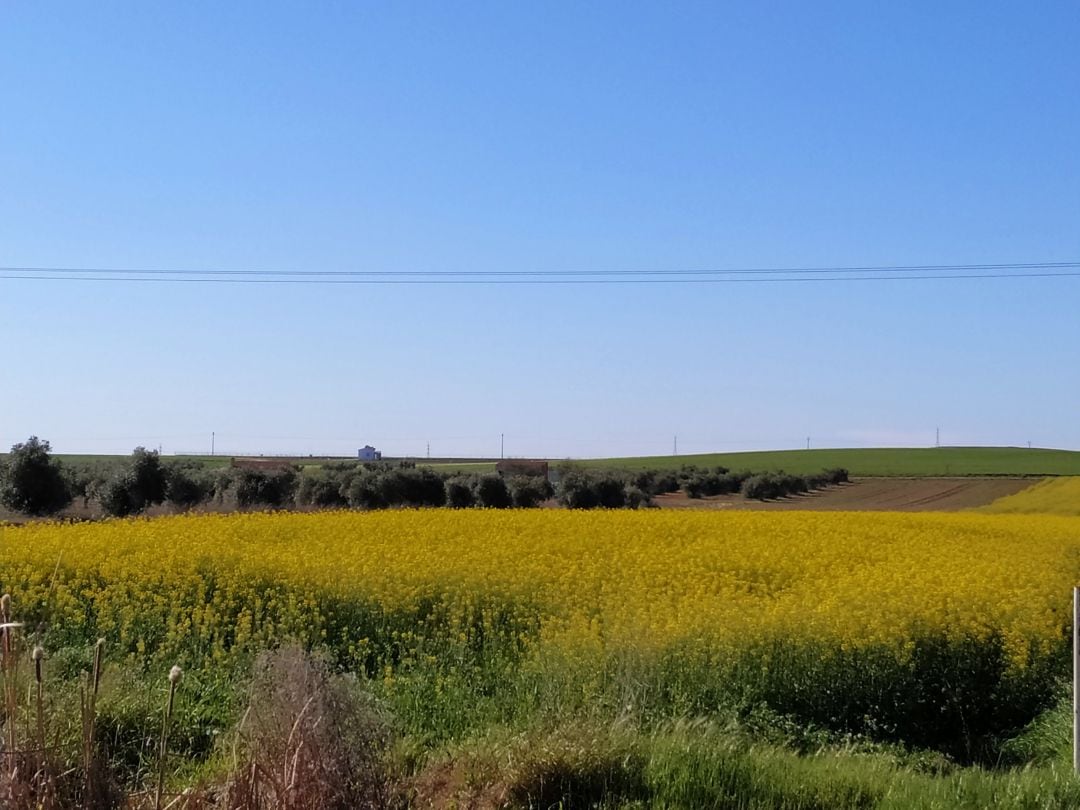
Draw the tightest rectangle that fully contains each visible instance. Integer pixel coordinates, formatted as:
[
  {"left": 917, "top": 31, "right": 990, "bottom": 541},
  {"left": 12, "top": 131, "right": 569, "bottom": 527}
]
[
  {"left": 32, "top": 646, "right": 44, "bottom": 661},
  {"left": 168, "top": 665, "right": 183, "bottom": 685}
]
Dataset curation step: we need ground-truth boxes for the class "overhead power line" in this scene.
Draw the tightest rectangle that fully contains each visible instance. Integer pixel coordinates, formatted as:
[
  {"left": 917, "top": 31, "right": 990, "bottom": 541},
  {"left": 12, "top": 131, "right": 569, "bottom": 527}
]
[
  {"left": 0, "top": 262, "right": 1078, "bottom": 285},
  {"left": 3, "top": 261, "right": 1080, "bottom": 276}
]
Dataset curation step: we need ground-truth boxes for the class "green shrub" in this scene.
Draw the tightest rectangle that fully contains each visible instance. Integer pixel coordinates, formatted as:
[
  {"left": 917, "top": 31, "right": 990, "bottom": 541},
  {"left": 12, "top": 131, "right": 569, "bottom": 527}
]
[
  {"left": 778, "top": 473, "right": 808, "bottom": 495},
  {"left": 683, "top": 470, "right": 747, "bottom": 498},
  {"left": 558, "top": 471, "right": 633, "bottom": 509},
  {"left": 684, "top": 477, "right": 706, "bottom": 499},
  {"left": 475, "top": 475, "right": 512, "bottom": 509},
  {"left": 346, "top": 472, "right": 385, "bottom": 510},
  {"left": 341, "top": 468, "right": 447, "bottom": 509},
  {"left": 233, "top": 467, "right": 298, "bottom": 508},
  {"left": 596, "top": 476, "right": 629, "bottom": 508},
  {"left": 0, "top": 436, "right": 71, "bottom": 516},
  {"left": 129, "top": 447, "right": 168, "bottom": 506},
  {"left": 164, "top": 462, "right": 215, "bottom": 509},
  {"left": 625, "top": 485, "right": 653, "bottom": 509},
  {"left": 368, "top": 468, "right": 446, "bottom": 508},
  {"left": 97, "top": 472, "right": 140, "bottom": 517},
  {"left": 741, "top": 472, "right": 820, "bottom": 500},
  {"left": 65, "top": 460, "right": 113, "bottom": 507},
  {"left": 295, "top": 469, "right": 350, "bottom": 508},
  {"left": 742, "top": 474, "right": 780, "bottom": 500},
  {"left": 825, "top": 467, "right": 850, "bottom": 484},
  {"left": 630, "top": 470, "right": 656, "bottom": 493},
  {"left": 96, "top": 448, "right": 172, "bottom": 516},
  {"left": 445, "top": 477, "right": 477, "bottom": 508},
  {"left": 507, "top": 475, "right": 554, "bottom": 508},
  {"left": 558, "top": 471, "right": 601, "bottom": 509},
  {"left": 650, "top": 472, "right": 681, "bottom": 494}
]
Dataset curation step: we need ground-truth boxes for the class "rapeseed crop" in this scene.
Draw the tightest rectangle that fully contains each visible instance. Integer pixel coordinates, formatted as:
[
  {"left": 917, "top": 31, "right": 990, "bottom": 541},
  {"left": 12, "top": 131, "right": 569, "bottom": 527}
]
[
  {"left": 979, "top": 476, "right": 1080, "bottom": 516},
  {"left": 2, "top": 510, "right": 1077, "bottom": 757}
]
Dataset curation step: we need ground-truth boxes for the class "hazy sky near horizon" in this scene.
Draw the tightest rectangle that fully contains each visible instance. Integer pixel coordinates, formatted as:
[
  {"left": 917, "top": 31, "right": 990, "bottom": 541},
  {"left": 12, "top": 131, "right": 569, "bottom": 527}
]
[{"left": 2, "top": 2, "right": 1078, "bottom": 458}]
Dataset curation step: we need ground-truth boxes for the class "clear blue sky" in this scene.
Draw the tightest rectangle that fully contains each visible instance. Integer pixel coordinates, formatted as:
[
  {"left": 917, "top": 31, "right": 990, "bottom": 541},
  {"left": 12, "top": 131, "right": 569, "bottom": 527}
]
[{"left": 2, "top": 2, "right": 1078, "bottom": 458}]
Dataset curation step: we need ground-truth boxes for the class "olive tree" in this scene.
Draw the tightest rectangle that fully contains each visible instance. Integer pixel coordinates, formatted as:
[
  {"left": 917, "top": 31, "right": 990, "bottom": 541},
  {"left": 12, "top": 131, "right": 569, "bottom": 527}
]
[{"left": 0, "top": 436, "right": 72, "bottom": 516}]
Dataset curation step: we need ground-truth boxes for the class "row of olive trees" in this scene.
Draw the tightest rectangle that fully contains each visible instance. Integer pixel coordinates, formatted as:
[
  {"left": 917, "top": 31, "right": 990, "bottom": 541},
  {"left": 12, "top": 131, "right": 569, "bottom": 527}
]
[
  {"left": 0, "top": 437, "right": 217, "bottom": 518},
  {"left": 617, "top": 463, "right": 849, "bottom": 501},
  {"left": 295, "top": 465, "right": 557, "bottom": 511},
  {"left": 0, "top": 439, "right": 569, "bottom": 518},
  {"left": 547, "top": 463, "right": 846, "bottom": 507},
  {"left": 740, "top": 468, "right": 850, "bottom": 500},
  {"left": 1, "top": 438, "right": 849, "bottom": 519}
]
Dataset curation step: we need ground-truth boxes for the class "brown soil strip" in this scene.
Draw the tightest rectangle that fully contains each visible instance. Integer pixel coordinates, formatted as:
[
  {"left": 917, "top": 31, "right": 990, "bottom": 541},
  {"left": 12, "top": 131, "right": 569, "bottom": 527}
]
[{"left": 654, "top": 477, "right": 1038, "bottom": 512}]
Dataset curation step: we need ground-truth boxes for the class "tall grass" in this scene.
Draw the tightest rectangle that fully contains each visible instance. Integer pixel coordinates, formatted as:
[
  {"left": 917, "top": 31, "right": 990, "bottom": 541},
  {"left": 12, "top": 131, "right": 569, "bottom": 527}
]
[{"left": 419, "top": 720, "right": 1080, "bottom": 809}]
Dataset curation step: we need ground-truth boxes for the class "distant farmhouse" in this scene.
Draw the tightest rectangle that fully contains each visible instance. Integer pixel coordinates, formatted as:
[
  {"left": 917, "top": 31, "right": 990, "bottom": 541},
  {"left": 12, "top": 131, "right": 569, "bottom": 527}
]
[{"left": 358, "top": 445, "right": 383, "bottom": 461}]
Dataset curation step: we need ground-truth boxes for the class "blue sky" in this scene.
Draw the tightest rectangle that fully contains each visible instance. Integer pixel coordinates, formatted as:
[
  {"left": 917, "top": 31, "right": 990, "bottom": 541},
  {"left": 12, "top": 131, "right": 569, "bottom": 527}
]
[{"left": 1, "top": 2, "right": 1078, "bottom": 458}]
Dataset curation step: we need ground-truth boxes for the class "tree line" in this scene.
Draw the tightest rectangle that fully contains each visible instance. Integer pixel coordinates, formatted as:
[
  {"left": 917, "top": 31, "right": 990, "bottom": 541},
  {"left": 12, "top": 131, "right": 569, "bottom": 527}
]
[{"left": 0, "top": 436, "right": 848, "bottom": 519}]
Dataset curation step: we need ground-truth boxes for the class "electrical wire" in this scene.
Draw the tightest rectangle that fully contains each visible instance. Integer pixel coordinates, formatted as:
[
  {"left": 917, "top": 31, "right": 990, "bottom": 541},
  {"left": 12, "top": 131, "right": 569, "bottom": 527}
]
[{"left": 1, "top": 262, "right": 1078, "bottom": 284}]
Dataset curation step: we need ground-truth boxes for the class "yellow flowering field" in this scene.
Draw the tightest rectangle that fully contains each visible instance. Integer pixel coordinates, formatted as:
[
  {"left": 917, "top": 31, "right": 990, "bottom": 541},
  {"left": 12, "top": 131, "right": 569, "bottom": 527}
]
[
  {"left": 0, "top": 509, "right": 1076, "bottom": 666},
  {"left": 979, "top": 476, "right": 1080, "bottom": 516},
  {"left": 2, "top": 509, "right": 1078, "bottom": 756}
]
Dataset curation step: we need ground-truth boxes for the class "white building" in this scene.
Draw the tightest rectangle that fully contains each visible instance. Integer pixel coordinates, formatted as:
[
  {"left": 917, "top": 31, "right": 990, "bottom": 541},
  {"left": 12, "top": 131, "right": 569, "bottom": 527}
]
[{"left": 358, "top": 445, "right": 382, "bottom": 461}]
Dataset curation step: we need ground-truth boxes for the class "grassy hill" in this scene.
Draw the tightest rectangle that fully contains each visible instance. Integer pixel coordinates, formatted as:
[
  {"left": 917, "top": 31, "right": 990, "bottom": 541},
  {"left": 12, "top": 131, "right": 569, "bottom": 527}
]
[
  {"left": 575, "top": 447, "right": 1080, "bottom": 477},
  {"left": 50, "top": 453, "right": 234, "bottom": 468},
  {"left": 18, "top": 446, "right": 1080, "bottom": 478}
]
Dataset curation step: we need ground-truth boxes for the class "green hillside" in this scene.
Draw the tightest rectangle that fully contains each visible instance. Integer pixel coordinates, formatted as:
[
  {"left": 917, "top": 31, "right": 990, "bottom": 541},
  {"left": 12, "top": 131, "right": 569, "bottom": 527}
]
[
  {"left": 575, "top": 447, "right": 1080, "bottom": 477},
  {"left": 12, "top": 446, "right": 1080, "bottom": 478}
]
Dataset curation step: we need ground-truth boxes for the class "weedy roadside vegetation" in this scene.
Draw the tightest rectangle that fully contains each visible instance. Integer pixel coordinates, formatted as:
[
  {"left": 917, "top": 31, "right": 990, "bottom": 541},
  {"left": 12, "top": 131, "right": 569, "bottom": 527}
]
[{"left": 1, "top": 595, "right": 398, "bottom": 809}]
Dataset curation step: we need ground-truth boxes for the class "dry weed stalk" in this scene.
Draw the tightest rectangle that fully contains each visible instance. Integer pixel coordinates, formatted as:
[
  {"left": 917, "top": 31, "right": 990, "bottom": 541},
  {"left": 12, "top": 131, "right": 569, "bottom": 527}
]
[
  {"left": 0, "top": 595, "right": 58, "bottom": 809},
  {"left": 154, "top": 665, "right": 184, "bottom": 810},
  {"left": 80, "top": 636, "right": 106, "bottom": 803},
  {"left": 224, "top": 646, "right": 392, "bottom": 810},
  {"left": 1, "top": 592, "right": 19, "bottom": 764},
  {"left": 32, "top": 647, "right": 45, "bottom": 772},
  {"left": 0, "top": 597, "right": 392, "bottom": 809}
]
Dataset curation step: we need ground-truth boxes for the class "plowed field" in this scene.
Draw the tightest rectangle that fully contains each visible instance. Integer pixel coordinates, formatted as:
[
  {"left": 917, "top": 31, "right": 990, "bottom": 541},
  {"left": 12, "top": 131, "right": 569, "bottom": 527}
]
[{"left": 655, "top": 477, "right": 1036, "bottom": 511}]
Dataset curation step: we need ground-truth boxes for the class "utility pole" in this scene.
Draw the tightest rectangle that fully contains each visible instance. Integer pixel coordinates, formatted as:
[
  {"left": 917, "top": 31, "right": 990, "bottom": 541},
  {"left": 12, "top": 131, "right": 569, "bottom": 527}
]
[
  {"left": 935, "top": 427, "right": 940, "bottom": 448},
  {"left": 1074, "top": 587, "right": 1079, "bottom": 774},
  {"left": 211, "top": 431, "right": 215, "bottom": 456},
  {"left": 806, "top": 436, "right": 810, "bottom": 450},
  {"left": 1028, "top": 440, "right": 1032, "bottom": 450},
  {"left": 673, "top": 435, "right": 678, "bottom": 456},
  {"left": 500, "top": 433, "right": 504, "bottom": 459},
  {"left": 426, "top": 442, "right": 430, "bottom": 459}
]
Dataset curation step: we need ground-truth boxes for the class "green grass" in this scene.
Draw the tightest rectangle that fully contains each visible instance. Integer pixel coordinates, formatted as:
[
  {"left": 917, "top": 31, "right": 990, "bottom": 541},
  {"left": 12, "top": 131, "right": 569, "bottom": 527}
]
[
  {"left": 43, "top": 454, "right": 496, "bottom": 474},
  {"left": 427, "top": 461, "right": 499, "bottom": 475},
  {"left": 573, "top": 447, "right": 1080, "bottom": 477},
  {"left": 48, "top": 453, "right": 234, "bottom": 468},
  {"left": 431, "top": 716, "right": 1080, "bottom": 809},
  {"left": 22, "top": 446, "right": 1080, "bottom": 478}
]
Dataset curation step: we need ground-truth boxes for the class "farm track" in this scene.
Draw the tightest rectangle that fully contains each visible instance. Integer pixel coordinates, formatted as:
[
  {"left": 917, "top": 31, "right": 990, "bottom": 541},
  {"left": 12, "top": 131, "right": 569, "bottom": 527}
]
[{"left": 654, "top": 477, "right": 1038, "bottom": 512}]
